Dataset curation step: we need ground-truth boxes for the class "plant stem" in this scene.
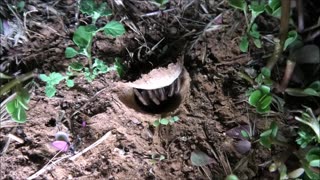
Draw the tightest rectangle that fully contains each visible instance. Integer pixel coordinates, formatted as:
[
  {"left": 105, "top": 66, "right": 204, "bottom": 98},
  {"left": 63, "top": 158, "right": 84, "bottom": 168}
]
[
  {"left": 0, "top": 71, "right": 35, "bottom": 96},
  {"left": 266, "top": 0, "right": 291, "bottom": 70},
  {"left": 243, "top": 7, "right": 250, "bottom": 32},
  {"left": 279, "top": 59, "right": 296, "bottom": 92}
]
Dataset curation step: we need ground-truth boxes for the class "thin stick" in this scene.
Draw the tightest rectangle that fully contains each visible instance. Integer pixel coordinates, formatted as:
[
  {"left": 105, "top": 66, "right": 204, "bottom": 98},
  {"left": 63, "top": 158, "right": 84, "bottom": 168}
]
[
  {"left": 27, "top": 153, "right": 72, "bottom": 180},
  {"left": 69, "top": 131, "right": 113, "bottom": 161}
]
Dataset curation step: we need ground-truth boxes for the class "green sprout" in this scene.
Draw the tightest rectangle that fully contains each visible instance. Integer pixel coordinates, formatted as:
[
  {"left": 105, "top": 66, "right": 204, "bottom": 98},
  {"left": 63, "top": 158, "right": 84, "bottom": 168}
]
[
  {"left": 6, "top": 88, "right": 30, "bottom": 123},
  {"left": 259, "top": 121, "right": 279, "bottom": 149},
  {"left": 228, "top": 0, "right": 266, "bottom": 52},
  {"left": 295, "top": 107, "right": 320, "bottom": 144},
  {"left": 151, "top": 0, "right": 169, "bottom": 9},
  {"left": 248, "top": 85, "right": 272, "bottom": 113},
  {"left": 286, "top": 81, "right": 320, "bottom": 97},
  {"left": 40, "top": 0, "right": 125, "bottom": 97},
  {"left": 39, "top": 72, "right": 72, "bottom": 97},
  {"left": 153, "top": 116, "right": 179, "bottom": 127}
]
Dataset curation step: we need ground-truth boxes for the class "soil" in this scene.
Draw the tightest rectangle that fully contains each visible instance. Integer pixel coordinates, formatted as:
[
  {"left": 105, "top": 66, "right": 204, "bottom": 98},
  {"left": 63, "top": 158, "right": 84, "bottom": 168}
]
[{"left": 1, "top": 0, "right": 319, "bottom": 180}]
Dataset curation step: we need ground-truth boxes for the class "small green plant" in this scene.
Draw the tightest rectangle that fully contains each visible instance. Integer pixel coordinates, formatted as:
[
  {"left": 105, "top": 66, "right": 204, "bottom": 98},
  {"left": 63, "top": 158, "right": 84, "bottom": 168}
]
[
  {"left": 285, "top": 81, "right": 320, "bottom": 97},
  {"left": 248, "top": 85, "right": 272, "bottom": 113},
  {"left": 295, "top": 107, "right": 320, "bottom": 144},
  {"left": 228, "top": 0, "right": 265, "bottom": 52},
  {"left": 6, "top": 88, "right": 30, "bottom": 123},
  {"left": 259, "top": 109, "right": 320, "bottom": 179},
  {"left": 151, "top": 0, "right": 169, "bottom": 9},
  {"left": 40, "top": 0, "right": 125, "bottom": 97},
  {"left": 153, "top": 116, "right": 179, "bottom": 127}
]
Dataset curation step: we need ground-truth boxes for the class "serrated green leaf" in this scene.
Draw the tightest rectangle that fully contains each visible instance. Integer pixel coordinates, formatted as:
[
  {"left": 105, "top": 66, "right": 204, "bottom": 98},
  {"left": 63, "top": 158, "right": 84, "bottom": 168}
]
[
  {"left": 73, "top": 25, "right": 96, "bottom": 49},
  {"left": 69, "top": 62, "right": 84, "bottom": 71},
  {"left": 46, "top": 72, "right": 64, "bottom": 85},
  {"left": 160, "top": 118, "right": 169, "bottom": 125},
  {"left": 103, "top": 21, "right": 125, "bottom": 37},
  {"left": 66, "top": 79, "right": 74, "bottom": 87},
  {"left": 228, "top": 0, "right": 246, "bottom": 10},
  {"left": 248, "top": 90, "right": 261, "bottom": 107},
  {"left": 45, "top": 86, "right": 57, "bottom": 97},
  {"left": 240, "top": 36, "right": 249, "bottom": 52},
  {"left": 65, "top": 47, "right": 79, "bottom": 58}
]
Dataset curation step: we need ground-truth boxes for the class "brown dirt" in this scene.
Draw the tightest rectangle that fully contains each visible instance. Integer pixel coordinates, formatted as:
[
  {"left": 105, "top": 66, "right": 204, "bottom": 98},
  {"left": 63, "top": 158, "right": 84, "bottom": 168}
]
[{"left": 0, "top": 0, "right": 282, "bottom": 180}]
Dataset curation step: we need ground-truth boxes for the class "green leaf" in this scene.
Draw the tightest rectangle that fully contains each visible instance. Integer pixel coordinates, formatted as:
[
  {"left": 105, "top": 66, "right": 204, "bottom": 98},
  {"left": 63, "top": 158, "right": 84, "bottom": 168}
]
[
  {"left": 45, "top": 86, "right": 57, "bottom": 98},
  {"left": 65, "top": 47, "right": 79, "bottom": 58},
  {"left": 253, "top": 38, "right": 262, "bottom": 48},
  {"left": 309, "top": 159, "right": 320, "bottom": 167},
  {"left": 69, "top": 62, "right": 84, "bottom": 71},
  {"left": 73, "top": 25, "right": 96, "bottom": 49},
  {"left": 17, "top": 89, "right": 30, "bottom": 110},
  {"left": 249, "top": 2, "right": 265, "bottom": 23},
  {"left": 39, "top": 74, "right": 49, "bottom": 82},
  {"left": 225, "top": 175, "right": 239, "bottom": 180},
  {"left": 114, "top": 58, "right": 124, "bottom": 77},
  {"left": 240, "top": 36, "right": 249, "bottom": 52},
  {"left": 265, "top": 0, "right": 281, "bottom": 17},
  {"left": 259, "top": 95, "right": 272, "bottom": 110},
  {"left": 152, "top": 0, "right": 169, "bottom": 7},
  {"left": 284, "top": 30, "right": 298, "bottom": 51},
  {"left": 261, "top": 67, "right": 271, "bottom": 78},
  {"left": 308, "top": 81, "right": 320, "bottom": 91},
  {"left": 80, "top": 0, "right": 112, "bottom": 23},
  {"left": 248, "top": 90, "right": 261, "bottom": 107},
  {"left": 306, "top": 148, "right": 320, "bottom": 162},
  {"left": 259, "top": 134, "right": 272, "bottom": 148},
  {"left": 249, "top": 24, "right": 260, "bottom": 39},
  {"left": 66, "top": 79, "right": 74, "bottom": 87},
  {"left": 6, "top": 100, "right": 27, "bottom": 123},
  {"left": 190, "top": 150, "right": 216, "bottom": 166},
  {"left": 257, "top": 105, "right": 270, "bottom": 113},
  {"left": 153, "top": 120, "right": 160, "bottom": 127},
  {"left": 6, "top": 100, "right": 16, "bottom": 114},
  {"left": 260, "top": 85, "right": 271, "bottom": 94},
  {"left": 228, "top": 0, "right": 246, "bottom": 11},
  {"left": 302, "top": 88, "right": 319, "bottom": 97},
  {"left": 270, "top": 121, "right": 278, "bottom": 138},
  {"left": 260, "top": 129, "right": 272, "bottom": 137},
  {"left": 172, "top": 116, "right": 179, "bottom": 122},
  {"left": 160, "top": 118, "right": 169, "bottom": 125},
  {"left": 16, "top": 1, "right": 25, "bottom": 12},
  {"left": 241, "top": 130, "right": 249, "bottom": 139},
  {"left": 16, "top": 107, "right": 27, "bottom": 123},
  {"left": 103, "top": 21, "right": 125, "bottom": 37}
]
